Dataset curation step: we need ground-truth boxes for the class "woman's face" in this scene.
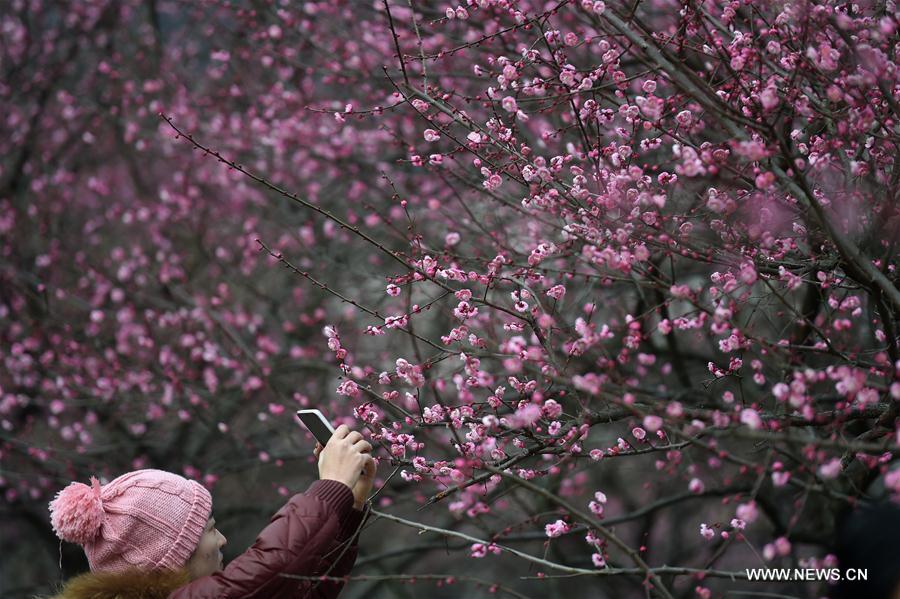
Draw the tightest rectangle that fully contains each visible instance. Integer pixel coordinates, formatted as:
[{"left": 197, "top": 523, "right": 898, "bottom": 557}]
[{"left": 186, "top": 516, "right": 227, "bottom": 579}]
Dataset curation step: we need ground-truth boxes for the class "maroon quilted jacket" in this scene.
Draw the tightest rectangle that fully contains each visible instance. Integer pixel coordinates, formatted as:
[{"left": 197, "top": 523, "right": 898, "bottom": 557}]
[{"left": 48, "top": 479, "right": 366, "bottom": 599}]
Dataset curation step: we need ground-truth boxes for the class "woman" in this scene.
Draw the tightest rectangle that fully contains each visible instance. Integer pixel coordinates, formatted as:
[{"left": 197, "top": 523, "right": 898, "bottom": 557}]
[{"left": 46, "top": 424, "right": 376, "bottom": 599}]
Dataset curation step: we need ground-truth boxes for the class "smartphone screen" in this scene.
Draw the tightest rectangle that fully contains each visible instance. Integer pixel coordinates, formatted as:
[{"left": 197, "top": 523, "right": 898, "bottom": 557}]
[{"left": 296, "top": 410, "right": 335, "bottom": 445}]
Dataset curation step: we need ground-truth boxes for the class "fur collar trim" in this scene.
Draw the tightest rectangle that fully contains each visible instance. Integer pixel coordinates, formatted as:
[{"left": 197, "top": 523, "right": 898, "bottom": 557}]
[{"left": 48, "top": 568, "right": 191, "bottom": 599}]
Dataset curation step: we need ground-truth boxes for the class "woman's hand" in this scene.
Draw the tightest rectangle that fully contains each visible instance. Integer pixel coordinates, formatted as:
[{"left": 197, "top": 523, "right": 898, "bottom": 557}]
[
  {"left": 315, "top": 437, "right": 376, "bottom": 510},
  {"left": 315, "top": 425, "right": 374, "bottom": 498}
]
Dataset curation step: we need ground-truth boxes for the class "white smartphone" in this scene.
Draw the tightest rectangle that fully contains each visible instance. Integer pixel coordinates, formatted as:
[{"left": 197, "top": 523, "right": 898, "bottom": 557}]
[{"left": 296, "top": 409, "right": 335, "bottom": 445}]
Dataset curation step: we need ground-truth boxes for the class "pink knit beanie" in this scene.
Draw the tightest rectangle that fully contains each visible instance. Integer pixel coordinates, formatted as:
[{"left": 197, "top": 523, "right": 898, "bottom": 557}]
[{"left": 48, "top": 469, "right": 212, "bottom": 573}]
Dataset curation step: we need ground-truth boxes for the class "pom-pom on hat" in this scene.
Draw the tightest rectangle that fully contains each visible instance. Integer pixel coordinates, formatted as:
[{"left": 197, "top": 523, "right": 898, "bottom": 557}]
[
  {"left": 49, "top": 469, "right": 212, "bottom": 573},
  {"left": 49, "top": 476, "right": 106, "bottom": 544}
]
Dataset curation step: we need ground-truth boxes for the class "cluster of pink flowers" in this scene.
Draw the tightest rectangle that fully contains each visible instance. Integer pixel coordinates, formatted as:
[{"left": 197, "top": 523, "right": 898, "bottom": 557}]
[{"left": 544, "top": 519, "right": 571, "bottom": 538}]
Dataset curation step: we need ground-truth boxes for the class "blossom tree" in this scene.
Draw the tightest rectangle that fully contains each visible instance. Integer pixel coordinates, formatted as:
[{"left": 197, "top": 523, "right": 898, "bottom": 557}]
[{"left": 2, "top": 0, "right": 899, "bottom": 597}]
